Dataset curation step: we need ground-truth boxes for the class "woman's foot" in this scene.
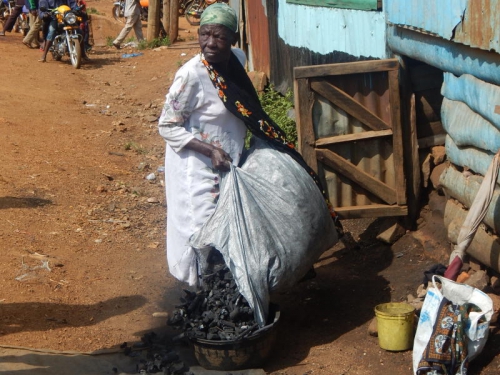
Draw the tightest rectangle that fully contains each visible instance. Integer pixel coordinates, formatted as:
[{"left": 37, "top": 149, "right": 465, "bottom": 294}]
[{"left": 38, "top": 58, "right": 46, "bottom": 62}]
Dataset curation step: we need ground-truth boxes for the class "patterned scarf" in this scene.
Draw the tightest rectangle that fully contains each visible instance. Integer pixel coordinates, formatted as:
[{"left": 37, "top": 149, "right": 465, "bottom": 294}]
[{"left": 201, "top": 51, "right": 343, "bottom": 235}]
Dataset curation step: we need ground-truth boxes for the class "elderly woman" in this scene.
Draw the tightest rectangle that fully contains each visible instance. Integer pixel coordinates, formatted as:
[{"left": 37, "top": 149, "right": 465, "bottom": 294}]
[{"left": 159, "top": 3, "right": 341, "bottom": 287}]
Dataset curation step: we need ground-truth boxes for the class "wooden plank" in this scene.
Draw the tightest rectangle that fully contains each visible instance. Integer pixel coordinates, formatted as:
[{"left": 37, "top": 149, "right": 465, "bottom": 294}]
[
  {"left": 311, "top": 80, "right": 390, "bottom": 131},
  {"left": 315, "top": 129, "right": 393, "bottom": 146},
  {"left": 294, "top": 78, "right": 318, "bottom": 172},
  {"left": 316, "top": 148, "right": 397, "bottom": 205},
  {"left": 294, "top": 59, "right": 399, "bottom": 79},
  {"left": 335, "top": 204, "right": 408, "bottom": 219},
  {"left": 418, "top": 134, "right": 447, "bottom": 149},
  {"left": 388, "top": 69, "right": 406, "bottom": 205},
  {"left": 285, "top": 0, "right": 379, "bottom": 11}
]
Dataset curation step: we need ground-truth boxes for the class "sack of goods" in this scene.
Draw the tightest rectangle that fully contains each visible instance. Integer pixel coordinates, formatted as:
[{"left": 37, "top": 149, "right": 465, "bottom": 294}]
[{"left": 190, "top": 138, "right": 339, "bottom": 327}]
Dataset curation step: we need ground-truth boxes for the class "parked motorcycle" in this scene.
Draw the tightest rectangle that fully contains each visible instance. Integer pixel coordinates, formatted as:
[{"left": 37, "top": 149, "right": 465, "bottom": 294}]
[
  {"left": 185, "top": 0, "right": 228, "bottom": 26},
  {"left": 0, "top": 0, "right": 13, "bottom": 25},
  {"left": 112, "top": 0, "right": 149, "bottom": 23},
  {"left": 41, "top": 5, "right": 84, "bottom": 69},
  {"left": 15, "top": 5, "right": 29, "bottom": 36}
]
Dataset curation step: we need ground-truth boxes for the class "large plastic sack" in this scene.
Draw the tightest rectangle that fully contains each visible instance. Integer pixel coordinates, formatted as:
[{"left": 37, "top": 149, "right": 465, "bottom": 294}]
[
  {"left": 190, "top": 139, "right": 339, "bottom": 327},
  {"left": 413, "top": 275, "right": 493, "bottom": 375}
]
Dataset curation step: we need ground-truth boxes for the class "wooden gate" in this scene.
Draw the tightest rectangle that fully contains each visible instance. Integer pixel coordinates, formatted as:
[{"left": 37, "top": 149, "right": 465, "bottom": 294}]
[{"left": 294, "top": 59, "right": 408, "bottom": 219}]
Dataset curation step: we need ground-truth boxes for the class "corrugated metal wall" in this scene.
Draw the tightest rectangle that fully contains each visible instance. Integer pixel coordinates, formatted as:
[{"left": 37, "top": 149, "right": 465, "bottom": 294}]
[
  {"left": 260, "top": 0, "right": 388, "bottom": 92},
  {"left": 386, "top": 0, "right": 500, "bottom": 53},
  {"left": 245, "top": 1, "right": 271, "bottom": 77}
]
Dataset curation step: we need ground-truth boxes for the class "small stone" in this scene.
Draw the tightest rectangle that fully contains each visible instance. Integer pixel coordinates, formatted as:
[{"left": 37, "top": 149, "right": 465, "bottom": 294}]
[
  {"left": 431, "top": 146, "right": 446, "bottom": 165},
  {"left": 146, "top": 197, "right": 159, "bottom": 203},
  {"left": 464, "top": 270, "right": 489, "bottom": 291},
  {"left": 416, "top": 284, "right": 427, "bottom": 298},
  {"left": 152, "top": 312, "right": 169, "bottom": 318},
  {"left": 96, "top": 185, "right": 107, "bottom": 193},
  {"left": 146, "top": 115, "right": 158, "bottom": 122},
  {"left": 145, "top": 173, "right": 156, "bottom": 180},
  {"left": 368, "top": 317, "right": 378, "bottom": 337},
  {"left": 407, "top": 294, "right": 415, "bottom": 303}
]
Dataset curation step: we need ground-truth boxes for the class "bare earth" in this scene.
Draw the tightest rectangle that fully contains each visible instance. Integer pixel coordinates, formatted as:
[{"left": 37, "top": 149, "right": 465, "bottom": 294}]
[{"left": 0, "top": 1, "right": 498, "bottom": 374}]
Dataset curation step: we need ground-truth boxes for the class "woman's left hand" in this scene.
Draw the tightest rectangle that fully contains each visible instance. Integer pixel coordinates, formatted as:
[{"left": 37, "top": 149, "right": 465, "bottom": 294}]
[{"left": 210, "top": 147, "right": 232, "bottom": 171}]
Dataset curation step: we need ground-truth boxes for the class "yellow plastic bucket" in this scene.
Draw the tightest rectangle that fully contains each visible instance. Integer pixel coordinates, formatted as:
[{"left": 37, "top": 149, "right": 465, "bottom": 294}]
[{"left": 374, "top": 302, "right": 415, "bottom": 351}]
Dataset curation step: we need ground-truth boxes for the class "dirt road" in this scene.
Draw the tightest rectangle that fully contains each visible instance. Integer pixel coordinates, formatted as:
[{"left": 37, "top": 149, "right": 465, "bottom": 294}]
[{"left": 0, "top": 2, "right": 498, "bottom": 374}]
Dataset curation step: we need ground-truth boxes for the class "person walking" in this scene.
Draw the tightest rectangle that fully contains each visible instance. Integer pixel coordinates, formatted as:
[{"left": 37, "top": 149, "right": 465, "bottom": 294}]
[
  {"left": 112, "top": 0, "right": 144, "bottom": 49},
  {"left": 22, "top": 0, "right": 42, "bottom": 48},
  {"left": 0, "top": 0, "right": 26, "bottom": 36}
]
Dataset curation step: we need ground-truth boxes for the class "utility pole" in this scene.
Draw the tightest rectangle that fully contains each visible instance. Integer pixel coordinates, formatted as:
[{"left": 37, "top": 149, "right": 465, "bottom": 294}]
[
  {"left": 147, "top": 0, "right": 161, "bottom": 40},
  {"left": 169, "top": 0, "right": 179, "bottom": 43}
]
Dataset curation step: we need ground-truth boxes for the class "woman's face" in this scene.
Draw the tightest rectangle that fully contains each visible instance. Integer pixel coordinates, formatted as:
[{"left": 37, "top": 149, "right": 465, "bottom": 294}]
[{"left": 198, "top": 24, "right": 236, "bottom": 64}]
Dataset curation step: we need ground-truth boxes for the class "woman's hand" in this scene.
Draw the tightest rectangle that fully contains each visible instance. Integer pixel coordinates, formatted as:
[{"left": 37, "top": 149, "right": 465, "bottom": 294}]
[
  {"left": 210, "top": 147, "right": 232, "bottom": 171},
  {"left": 184, "top": 138, "right": 232, "bottom": 171}
]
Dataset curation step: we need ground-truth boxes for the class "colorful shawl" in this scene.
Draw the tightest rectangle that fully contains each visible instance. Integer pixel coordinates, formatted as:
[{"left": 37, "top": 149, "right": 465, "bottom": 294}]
[{"left": 201, "top": 51, "right": 343, "bottom": 235}]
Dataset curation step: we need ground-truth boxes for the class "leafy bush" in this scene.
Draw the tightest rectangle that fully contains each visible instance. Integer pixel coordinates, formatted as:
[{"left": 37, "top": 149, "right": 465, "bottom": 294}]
[
  {"left": 245, "top": 85, "right": 296, "bottom": 148},
  {"left": 259, "top": 86, "right": 296, "bottom": 145}
]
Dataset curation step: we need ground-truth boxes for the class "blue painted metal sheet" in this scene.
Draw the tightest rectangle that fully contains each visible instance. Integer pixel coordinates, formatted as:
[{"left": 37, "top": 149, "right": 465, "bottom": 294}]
[
  {"left": 385, "top": 0, "right": 467, "bottom": 40},
  {"left": 276, "top": 0, "right": 388, "bottom": 58},
  {"left": 445, "top": 135, "right": 500, "bottom": 183},
  {"left": 441, "top": 73, "right": 500, "bottom": 131},
  {"left": 442, "top": 98, "right": 500, "bottom": 154},
  {"left": 387, "top": 26, "right": 500, "bottom": 86}
]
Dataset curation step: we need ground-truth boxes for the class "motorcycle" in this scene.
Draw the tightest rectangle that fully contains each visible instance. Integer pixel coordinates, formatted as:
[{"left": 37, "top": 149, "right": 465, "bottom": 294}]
[
  {"left": 15, "top": 5, "right": 30, "bottom": 36},
  {"left": 185, "top": 0, "right": 228, "bottom": 26},
  {"left": 41, "top": 5, "right": 84, "bottom": 69},
  {"left": 112, "top": 0, "right": 149, "bottom": 23},
  {"left": 0, "top": 0, "right": 13, "bottom": 25}
]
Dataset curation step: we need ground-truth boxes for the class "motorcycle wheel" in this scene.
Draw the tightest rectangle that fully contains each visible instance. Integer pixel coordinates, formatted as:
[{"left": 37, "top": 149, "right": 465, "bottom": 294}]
[
  {"left": 69, "top": 39, "right": 82, "bottom": 69},
  {"left": 185, "top": 1, "right": 204, "bottom": 26},
  {"left": 178, "top": 0, "right": 193, "bottom": 15},
  {"left": 112, "top": 5, "right": 124, "bottom": 23}
]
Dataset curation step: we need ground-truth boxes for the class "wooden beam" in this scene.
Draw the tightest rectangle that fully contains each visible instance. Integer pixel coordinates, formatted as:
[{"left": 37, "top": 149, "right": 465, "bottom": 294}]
[
  {"left": 294, "top": 78, "right": 318, "bottom": 172},
  {"left": 294, "top": 59, "right": 399, "bottom": 79},
  {"left": 388, "top": 69, "right": 406, "bottom": 205},
  {"left": 311, "top": 80, "right": 389, "bottom": 131},
  {"left": 163, "top": 0, "right": 170, "bottom": 38},
  {"left": 315, "top": 129, "right": 393, "bottom": 146},
  {"left": 334, "top": 204, "right": 408, "bottom": 219},
  {"left": 316, "top": 148, "right": 397, "bottom": 205}
]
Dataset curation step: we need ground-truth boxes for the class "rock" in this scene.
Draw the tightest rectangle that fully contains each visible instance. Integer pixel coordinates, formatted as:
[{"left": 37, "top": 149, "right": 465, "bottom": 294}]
[
  {"left": 421, "top": 153, "right": 432, "bottom": 188},
  {"left": 152, "top": 312, "right": 169, "bottom": 318},
  {"left": 137, "top": 162, "right": 150, "bottom": 171},
  {"left": 145, "top": 173, "right": 156, "bottom": 180},
  {"left": 431, "top": 146, "right": 446, "bottom": 165},
  {"left": 147, "top": 197, "right": 159, "bottom": 203},
  {"left": 469, "top": 258, "right": 483, "bottom": 272},
  {"left": 407, "top": 294, "right": 415, "bottom": 303},
  {"left": 146, "top": 115, "right": 158, "bottom": 122},
  {"left": 491, "top": 275, "right": 500, "bottom": 293},
  {"left": 408, "top": 298, "right": 424, "bottom": 312},
  {"left": 368, "top": 317, "right": 378, "bottom": 337},
  {"left": 376, "top": 218, "right": 406, "bottom": 244},
  {"left": 487, "top": 293, "right": 500, "bottom": 325},
  {"left": 464, "top": 270, "right": 489, "bottom": 291},
  {"left": 112, "top": 120, "right": 125, "bottom": 126},
  {"left": 96, "top": 185, "right": 107, "bottom": 193},
  {"left": 430, "top": 163, "right": 447, "bottom": 191},
  {"left": 416, "top": 284, "right": 427, "bottom": 298}
]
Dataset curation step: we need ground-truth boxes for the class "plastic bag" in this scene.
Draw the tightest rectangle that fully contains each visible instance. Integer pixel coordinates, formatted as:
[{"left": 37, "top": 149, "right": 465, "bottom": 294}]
[
  {"left": 413, "top": 275, "right": 493, "bottom": 374},
  {"left": 190, "top": 139, "right": 338, "bottom": 327}
]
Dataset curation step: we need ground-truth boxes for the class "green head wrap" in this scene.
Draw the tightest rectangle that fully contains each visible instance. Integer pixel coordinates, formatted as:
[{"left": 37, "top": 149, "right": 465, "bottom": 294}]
[{"left": 200, "top": 3, "right": 238, "bottom": 33}]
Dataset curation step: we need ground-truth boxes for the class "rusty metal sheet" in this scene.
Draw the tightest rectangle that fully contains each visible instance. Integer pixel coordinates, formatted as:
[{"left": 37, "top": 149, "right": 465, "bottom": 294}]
[
  {"left": 245, "top": 0, "right": 271, "bottom": 77},
  {"left": 386, "top": 0, "right": 500, "bottom": 53}
]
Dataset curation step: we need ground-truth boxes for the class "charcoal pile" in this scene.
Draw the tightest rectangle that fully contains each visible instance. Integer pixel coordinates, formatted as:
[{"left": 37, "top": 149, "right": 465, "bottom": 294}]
[
  {"left": 168, "top": 263, "right": 258, "bottom": 341},
  {"left": 120, "top": 332, "right": 190, "bottom": 375}
]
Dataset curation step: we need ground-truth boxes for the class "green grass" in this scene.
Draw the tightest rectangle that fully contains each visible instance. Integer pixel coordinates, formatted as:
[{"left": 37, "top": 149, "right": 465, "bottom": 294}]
[
  {"left": 124, "top": 141, "right": 147, "bottom": 154},
  {"left": 105, "top": 36, "right": 114, "bottom": 47},
  {"left": 87, "top": 7, "right": 100, "bottom": 14}
]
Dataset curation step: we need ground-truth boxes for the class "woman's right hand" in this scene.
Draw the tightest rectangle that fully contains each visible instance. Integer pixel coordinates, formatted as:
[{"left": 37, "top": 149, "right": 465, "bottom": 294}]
[{"left": 210, "top": 147, "right": 232, "bottom": 171}]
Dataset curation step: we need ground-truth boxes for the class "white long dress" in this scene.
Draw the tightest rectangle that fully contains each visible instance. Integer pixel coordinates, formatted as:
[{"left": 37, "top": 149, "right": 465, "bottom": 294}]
[{"left": 158, "top": 50, "right": 247, "bottom": 286}]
